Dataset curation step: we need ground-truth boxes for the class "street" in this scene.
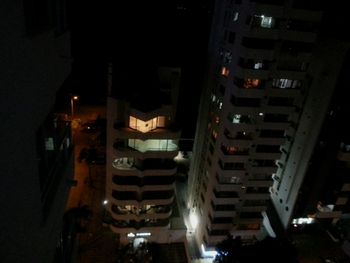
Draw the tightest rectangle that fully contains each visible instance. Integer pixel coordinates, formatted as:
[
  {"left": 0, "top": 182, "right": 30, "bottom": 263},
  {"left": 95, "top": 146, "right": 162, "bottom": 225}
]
[{"left": 65, "top": 105, "right": 118, "bottom": 263}]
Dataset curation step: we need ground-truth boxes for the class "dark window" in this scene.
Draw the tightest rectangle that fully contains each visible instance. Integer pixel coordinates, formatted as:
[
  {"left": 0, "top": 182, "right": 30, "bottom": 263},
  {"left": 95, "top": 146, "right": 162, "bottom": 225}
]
[
  {"left": 251, "top": 159, "right": 276, "bottom": 167},
  {"left": 228, "top": 32, "right": 236, "bottom": 44},
  {"left": 281, "top": 41, "right": 314, "bottom": 55},
  {"left": 263, "top": 113, "right": 289, "bottom": 122},
  {"left": 219, "top": 85, "right": 226, "bottom": 96},
  {"left": 268, "top": 97, "right": 294, "bottom": 107},
  {"left": 287, "top": 19, "right": 319, "bottom": 32},
  {"left": 242, "top": 37, "right": 275, "bottom": 50},
  {"left": 256, "top": 145, "right": 281, "bottom": 153},
  {"left": 260, "top": 129, "right": 285, "bottom": 138},
  {"left": 218, "top": 160, "right": 245, "bottom": 170},
  {"left": 231, "top": 96, "right": 260, "bottom": 107}
]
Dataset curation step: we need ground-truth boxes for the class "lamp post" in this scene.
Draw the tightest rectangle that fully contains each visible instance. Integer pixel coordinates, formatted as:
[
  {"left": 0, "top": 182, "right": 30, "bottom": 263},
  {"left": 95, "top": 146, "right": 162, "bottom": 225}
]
[{"left": 70, "top": 95, "right": 79, "bottom": 118}]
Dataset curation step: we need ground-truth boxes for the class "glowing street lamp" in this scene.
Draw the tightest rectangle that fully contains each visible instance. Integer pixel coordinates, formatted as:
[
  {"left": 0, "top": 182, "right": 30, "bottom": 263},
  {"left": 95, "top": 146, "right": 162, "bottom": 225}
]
[{"left": 70, "top": 95, "right": 79, "bottom": 118}]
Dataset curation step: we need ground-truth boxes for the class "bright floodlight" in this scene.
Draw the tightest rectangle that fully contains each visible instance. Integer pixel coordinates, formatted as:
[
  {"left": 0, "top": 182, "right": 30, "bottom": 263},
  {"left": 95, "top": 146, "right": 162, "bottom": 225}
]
[{"left": 189, "top": 212, "right": 198, "bottom": 229}]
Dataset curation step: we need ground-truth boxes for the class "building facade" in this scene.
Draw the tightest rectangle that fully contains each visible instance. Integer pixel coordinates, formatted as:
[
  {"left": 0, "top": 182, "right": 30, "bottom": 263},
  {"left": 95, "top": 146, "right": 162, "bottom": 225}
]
[
  {"left": 268, "top": 41, "right": 349, "bottom": 232},
  {"left": 187, "top": 0, "right": 326, "bottom": 253},
  {"left": 270, "top": 41, "right": 349, "bottom": 229},
  {"left": 0, "top": 0, "right": 72, "bottom": 262},
  {"left": 106, "top": 66, "right": 186, "bottom": 244}
]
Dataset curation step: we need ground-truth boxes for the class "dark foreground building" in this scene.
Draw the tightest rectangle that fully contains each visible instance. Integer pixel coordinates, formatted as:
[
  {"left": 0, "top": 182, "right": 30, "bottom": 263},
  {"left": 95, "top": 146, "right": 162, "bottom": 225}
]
[{"left": 0, "top": 1, "right": 73, "bottom": 262}]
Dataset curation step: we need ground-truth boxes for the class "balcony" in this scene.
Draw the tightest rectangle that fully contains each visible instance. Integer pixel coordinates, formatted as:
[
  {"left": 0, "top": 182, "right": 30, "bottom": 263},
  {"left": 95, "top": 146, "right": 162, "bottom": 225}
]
[
  {"left": 220, "top": 144, "right": 249, "bottom": 158},
  {"left": 257, "top": 113, "right": 291, "bottom": 129},
  {"left": 110, "top": 218, "right": 170, "bottom": 231},
  {"left": 242, "top": 192, "right": 270, "bottom": 200},
  {"left": 237, "top": 212, "right": 263, "bottom": 223},
  {"left": 112, "top": 175, "right": 175, "bottom": 191},
  {"left": 242, "top": 199, "right": 267, "bottom": 212},
  {"left": 231, "top": 96, "right": 261, "bottom": 108},
  {"left": 209, "top": 216, "right": 233, "bottom": 230},
  {"left": 234, "top": 65, "right": 269, "bottom": 81},
  {"left": 212, "top": 190, "right": 240, "bottom": 205},
  {"left": 255, "top": 136, "right": 285, "bottom": 145},
  {"left": 113, "top": 124, "right": 181, "bottom": 140},
  {"left": 237, "top": 42, "right": 275, "bottom": 60},
  {"left": 111, "top": 190, "right": 174, "bottom": 206},
  {"left": 226, "top": 113, "right": 257, "bottom": 131},
  {"left": 248, "top": 160, "right": 278, "bottom": 174},
  {"left": 112, "top": 158, "right": 177, "bottom": 176},
  {"left": 251, "top": 151, "right": 282, "bottom": 160},
  {"left": 112, "top": 175, "right": 175, "bottom": 185},
  {"left": 216, "top": 167, "right": 246, "bottom": 178},
  {"left": 211, "top": 201, "right": 237, "bottom": 217},
  {"left": 111, "top": 204, "right": 172, "bottom": 221},
  {"left": 113, "top": 139, "right": 178, "bottom": 158}
]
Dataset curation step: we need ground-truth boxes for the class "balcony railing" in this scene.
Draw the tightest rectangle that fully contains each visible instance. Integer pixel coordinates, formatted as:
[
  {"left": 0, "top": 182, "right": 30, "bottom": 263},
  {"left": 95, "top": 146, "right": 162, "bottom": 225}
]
[
  {"left": 111, "top": 205, "right": 172, "bottom": 221},
  {"left": 111, "top": 218, "right": 170, "bottom": 229},
  {"left": 112, "top": 175, "right": 175, "bottom": 186},
  {"left": 112, "top": 190, "right": 174, "bottom": 201}
]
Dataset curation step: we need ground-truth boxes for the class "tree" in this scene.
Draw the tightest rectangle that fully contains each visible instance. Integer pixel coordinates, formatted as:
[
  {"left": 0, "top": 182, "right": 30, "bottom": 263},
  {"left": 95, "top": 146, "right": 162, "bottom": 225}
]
[
  {"left": 214, "top": 234, "right": 242, "bottom": 263},
  {"left": 214, "top": 235, "right": 298, "bottom": 263}
]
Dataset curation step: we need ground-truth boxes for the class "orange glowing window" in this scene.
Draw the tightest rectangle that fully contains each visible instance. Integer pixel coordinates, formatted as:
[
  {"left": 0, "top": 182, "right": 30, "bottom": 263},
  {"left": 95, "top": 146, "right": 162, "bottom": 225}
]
[
  {"left": 221, "top": 67, "right": 230, "bottom": 77},
  {"left": 129, "top": 116, "right": 159, "bottom": 133},
  {"left": 243, "top": 79, "right": 260, "bottom": 89},
  {"left": 227, "top": 146, "right": 237, "bottom": 154}
]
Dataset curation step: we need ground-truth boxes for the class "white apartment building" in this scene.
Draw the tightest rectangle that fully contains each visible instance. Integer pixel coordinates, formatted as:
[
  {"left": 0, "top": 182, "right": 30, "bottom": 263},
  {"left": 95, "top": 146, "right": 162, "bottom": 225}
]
[
  {"left": 106, "top": 66, "right": 187, "bottom": 244},
  {"left": 187, "top": 0, "right": 325, "bottom": 253}
]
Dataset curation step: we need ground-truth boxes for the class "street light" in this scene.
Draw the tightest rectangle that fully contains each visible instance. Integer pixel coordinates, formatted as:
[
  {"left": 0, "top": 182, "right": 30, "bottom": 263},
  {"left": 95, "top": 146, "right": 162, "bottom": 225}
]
[{"left": 70, "top": 95, "right": 79, "bottom": 118}]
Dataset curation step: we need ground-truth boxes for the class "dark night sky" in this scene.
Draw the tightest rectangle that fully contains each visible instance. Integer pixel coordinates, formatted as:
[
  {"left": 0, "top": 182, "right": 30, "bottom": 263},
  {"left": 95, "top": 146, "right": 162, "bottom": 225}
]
[
  {"left": 61, "top": 0, "right": 350, "bottom": 138},
  {"left": 62, "top": 1, "right": 214, "bottom": 138}
]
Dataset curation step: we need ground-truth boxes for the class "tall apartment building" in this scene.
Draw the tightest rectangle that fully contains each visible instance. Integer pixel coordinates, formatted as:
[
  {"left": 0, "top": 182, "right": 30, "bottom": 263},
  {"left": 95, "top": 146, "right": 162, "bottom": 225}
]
[
  {"left": 270, "top": 41, "right": 349, "bottom": 229},
  {"left": 0, "top": 1, "right": 72, "bottom": 262},
  {"left": 187, "top": 0, "right": 331, "bottom": 253},
  {"left": 271, "top": 42, "right": 350, "bottom": 232},
  {"left": 106, "top": 65, "right": 187, "bottom": 244}
]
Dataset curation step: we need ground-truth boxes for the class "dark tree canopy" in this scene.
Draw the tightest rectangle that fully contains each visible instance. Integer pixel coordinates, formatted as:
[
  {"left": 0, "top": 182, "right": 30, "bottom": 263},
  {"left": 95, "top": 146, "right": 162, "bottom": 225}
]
[{"left": 214, "top": 235, "right": 298, "bottom": 263}]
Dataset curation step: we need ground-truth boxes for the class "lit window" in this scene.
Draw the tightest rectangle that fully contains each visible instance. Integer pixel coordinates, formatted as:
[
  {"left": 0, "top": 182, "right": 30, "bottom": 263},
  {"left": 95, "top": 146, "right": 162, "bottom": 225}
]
[
  {"left": 230, "top": 176, "right": 241, "bottom": 184},
  {"left": 233, "top": 11, "right": 239, "bottom": 22},
  {"left": 128, "top": 139, "right": 178, "bottom": 152},
  {"left": 261, "top": 16, "right": 274, "bottom": 28},
  {"left": 136, "top": 232, "right": 151, "bottom": 237},
  {"left": 127, "top": 233, "right": 135, "bottom": 238},
  {"left": 243, "top": 79, "right": 260, "bottom": 89},
  {"left": 223, "top": 51, "right": 232, "bottom": 65},
  {"left": 221, "top": 67, "right": 230, "bottom": 77},
  {"left": 272, "top": 79, "right": 301, "bottom": 89},
  {"left": 226, "top": 146, "right": 237, "bottom": 154},
  {"left": 254, "top": 62, "right": 263, "bottom": 69},
  {"left": 45, "top": 137, "right": 54, "bottom": 150},
  {"left": 129, "top": 116, "right": 164, "bottom": 133},
  {"left": 232, "top": 114, "right": 241, "bottom": 123}
]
